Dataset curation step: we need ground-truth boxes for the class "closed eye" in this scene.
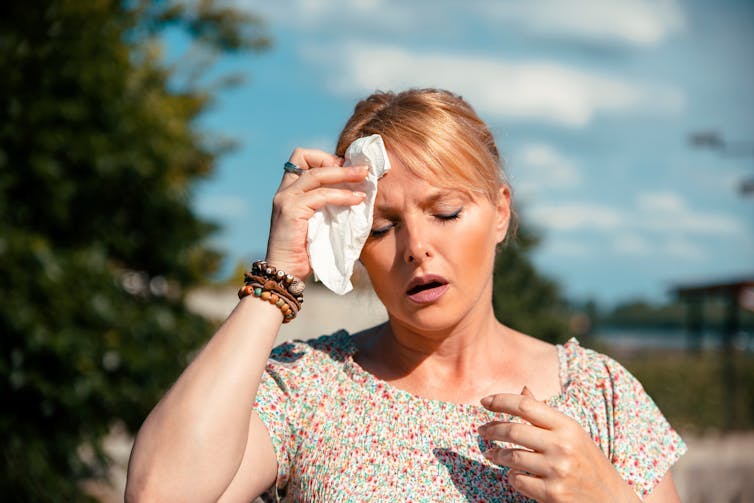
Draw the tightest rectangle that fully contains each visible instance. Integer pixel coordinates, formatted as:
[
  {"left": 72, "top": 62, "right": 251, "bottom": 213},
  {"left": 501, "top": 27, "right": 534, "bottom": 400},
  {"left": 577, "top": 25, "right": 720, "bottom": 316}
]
[
  {"left": 436, "top": 207, "right": 462, "bottom": 222},
  {"left": 369, "top": 222, "right": 394, "bottom": 238}
]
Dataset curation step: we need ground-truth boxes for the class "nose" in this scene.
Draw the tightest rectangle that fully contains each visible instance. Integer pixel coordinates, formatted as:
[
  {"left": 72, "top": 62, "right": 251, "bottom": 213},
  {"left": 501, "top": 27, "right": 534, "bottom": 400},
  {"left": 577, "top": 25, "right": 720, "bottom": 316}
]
[{"left": 401, "top": 218, "right": 432, "bottom": 264}]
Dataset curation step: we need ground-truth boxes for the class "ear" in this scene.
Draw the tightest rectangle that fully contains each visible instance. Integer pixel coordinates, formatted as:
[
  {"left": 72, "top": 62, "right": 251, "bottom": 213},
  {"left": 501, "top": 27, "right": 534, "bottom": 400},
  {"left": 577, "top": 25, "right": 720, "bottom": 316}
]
[{"left": 494, "top": 185, "right": 511, "bottom": 244}]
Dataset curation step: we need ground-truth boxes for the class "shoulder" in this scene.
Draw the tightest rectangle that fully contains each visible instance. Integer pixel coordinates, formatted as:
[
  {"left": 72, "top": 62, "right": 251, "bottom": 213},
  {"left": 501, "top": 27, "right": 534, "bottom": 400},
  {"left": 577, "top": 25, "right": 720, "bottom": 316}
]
[
  {"left": 556, "top": 340, "right": 687, "bottom": 498},
  {"left": 256, "top": 330, "right": 357, "bottom": 411},
  {"left": 270, "top": 330, "right": 353, "bottom": 359},
  {"left": 559, "top": 338, "right": 637, "bottom": 391},
  {"left": 268, "top": 330, "right": 354, "bottom": 369},
  {"left": 557, "top": 338, "right": 659, "bottom": 417}
]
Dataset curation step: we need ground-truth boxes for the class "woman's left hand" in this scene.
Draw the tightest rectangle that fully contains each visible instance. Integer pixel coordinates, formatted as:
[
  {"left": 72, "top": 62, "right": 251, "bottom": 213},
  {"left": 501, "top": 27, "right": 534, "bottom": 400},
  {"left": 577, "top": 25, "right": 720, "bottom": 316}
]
[{"left": 479, "top": 391, "right": 641, "bottom": 503}]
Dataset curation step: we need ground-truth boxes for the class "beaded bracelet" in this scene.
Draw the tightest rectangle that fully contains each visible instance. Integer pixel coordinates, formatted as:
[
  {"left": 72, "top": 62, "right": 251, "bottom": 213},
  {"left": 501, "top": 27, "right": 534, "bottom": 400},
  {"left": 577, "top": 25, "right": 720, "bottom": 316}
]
[
  {"left": 238, "top": 284, "right": 297, "bottom": 322},
  {"left": 250, "top": 260, "right": 306, "bottom": 299},
  {"left": 243, "top": 273, "right": 303, "bottom": 309},
  {"left": 238, "top": 261, "right": 305, "bottom": 323}
]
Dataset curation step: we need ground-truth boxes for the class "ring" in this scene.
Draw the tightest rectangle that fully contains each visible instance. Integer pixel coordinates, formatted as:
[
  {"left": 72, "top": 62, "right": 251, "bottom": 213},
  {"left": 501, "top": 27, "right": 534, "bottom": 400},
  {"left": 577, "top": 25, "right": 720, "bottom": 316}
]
[{"left": 283, "top": 161, "right": 303, "bottom": 176}]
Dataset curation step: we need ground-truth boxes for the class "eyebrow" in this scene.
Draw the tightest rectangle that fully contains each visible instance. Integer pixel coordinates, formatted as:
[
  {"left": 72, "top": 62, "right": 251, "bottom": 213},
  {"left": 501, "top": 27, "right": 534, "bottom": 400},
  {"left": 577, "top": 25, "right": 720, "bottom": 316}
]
[{"left": 373, "top": 189, "right": 464, "bottom": 215}]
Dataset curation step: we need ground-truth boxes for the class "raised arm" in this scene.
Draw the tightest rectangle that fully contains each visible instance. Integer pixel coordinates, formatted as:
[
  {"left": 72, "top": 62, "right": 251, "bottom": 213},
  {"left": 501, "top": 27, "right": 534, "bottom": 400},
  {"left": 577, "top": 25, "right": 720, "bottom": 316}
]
[{"left": 125, "top": 149, "right": 368, "bottom": 502}]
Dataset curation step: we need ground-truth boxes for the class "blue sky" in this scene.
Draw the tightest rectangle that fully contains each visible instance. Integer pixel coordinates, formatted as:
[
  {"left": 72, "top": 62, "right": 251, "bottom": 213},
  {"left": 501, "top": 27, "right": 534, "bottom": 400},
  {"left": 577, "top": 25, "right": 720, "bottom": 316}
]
[{"left": 180, "top": 0, "right": 753, "bottom": 305}]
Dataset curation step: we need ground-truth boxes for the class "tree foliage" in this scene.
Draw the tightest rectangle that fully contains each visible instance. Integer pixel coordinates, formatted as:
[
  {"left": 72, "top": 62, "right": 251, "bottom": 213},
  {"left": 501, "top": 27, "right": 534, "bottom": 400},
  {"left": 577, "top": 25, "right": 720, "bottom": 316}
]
[
  {"left": 0, "top": 1, "right": 267, "bottom": 500},
  {"left": 493, "top": 223, "right": 570, "bottom": 344}
]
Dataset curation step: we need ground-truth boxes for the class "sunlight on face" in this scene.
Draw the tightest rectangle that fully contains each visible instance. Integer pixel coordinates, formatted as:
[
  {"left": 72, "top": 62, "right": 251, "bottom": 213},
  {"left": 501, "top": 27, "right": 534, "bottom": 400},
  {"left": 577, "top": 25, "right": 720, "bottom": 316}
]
[{"left": 359, "top": 154, "right": 510, "bottom": 332}]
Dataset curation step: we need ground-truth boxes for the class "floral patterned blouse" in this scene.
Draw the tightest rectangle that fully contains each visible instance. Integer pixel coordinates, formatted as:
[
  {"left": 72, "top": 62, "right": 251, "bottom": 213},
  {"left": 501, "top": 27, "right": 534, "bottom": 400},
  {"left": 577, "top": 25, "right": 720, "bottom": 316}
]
[{"left": 254, "top": 331, "right": 685, "bottom": 502}]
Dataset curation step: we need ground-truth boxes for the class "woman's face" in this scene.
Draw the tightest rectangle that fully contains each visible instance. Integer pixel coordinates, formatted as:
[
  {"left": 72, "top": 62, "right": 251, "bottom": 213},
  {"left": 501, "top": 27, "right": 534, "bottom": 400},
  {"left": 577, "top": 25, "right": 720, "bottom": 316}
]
[{"left": 359, "top": 153, "right": 510, "bottom": 332}]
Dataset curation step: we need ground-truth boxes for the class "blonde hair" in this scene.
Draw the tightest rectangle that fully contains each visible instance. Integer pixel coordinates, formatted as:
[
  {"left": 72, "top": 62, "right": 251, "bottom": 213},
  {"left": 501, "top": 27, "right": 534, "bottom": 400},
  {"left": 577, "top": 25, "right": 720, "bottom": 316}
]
[{"left": 336, "top": 88, "right": 509, "bottom": 205}]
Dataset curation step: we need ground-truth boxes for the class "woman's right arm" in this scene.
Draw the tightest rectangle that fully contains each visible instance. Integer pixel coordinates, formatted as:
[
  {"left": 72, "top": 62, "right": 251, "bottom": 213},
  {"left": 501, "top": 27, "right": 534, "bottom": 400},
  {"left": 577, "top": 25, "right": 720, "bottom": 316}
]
[
  {"left": 126, "top": 296, "right": 284, "bottom": 502},
  {"left": 125, "top": 149, "right": 368, "bottom": 502}
]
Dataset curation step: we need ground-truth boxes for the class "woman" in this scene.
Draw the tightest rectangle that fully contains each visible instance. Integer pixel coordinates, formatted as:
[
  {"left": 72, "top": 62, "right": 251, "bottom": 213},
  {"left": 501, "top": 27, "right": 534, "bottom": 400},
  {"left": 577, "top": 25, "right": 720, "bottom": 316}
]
[{"left": 126, "top": 89, "right": 685, "bottom": 502}]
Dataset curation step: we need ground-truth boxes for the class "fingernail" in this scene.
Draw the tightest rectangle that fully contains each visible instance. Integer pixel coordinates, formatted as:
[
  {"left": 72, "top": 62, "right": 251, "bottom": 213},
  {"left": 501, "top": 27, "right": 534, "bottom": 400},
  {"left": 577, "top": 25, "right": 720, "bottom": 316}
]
[
  {"left": 480, "top": 396, "right": 493, "bottom": 407},
  {"left": 483, "top": 449, "right": 495, "bottom": 459},
  {"left": 477, "top": 425, "right": 487, "bottom": 435},
  {"left": 353, "top": 191, "right": 366, "bottom": 198},
  {"left": 521, "top": 385, "right": 536, "bottom": 399}
]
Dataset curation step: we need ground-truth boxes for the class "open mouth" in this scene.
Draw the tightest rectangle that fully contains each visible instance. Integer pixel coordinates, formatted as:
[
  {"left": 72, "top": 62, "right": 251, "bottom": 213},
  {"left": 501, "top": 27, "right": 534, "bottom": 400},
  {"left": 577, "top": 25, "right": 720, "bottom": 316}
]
[
  {"left": 406, "top": 276, "right": 449, "bottom": 303},
  {"left": 407, "top": 280, "right": 446, "bottom": 296}
]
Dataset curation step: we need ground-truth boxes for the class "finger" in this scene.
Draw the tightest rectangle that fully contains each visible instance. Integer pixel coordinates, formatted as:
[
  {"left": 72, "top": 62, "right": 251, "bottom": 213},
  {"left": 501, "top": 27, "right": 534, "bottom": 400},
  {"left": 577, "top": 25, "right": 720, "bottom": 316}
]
[
  {"left": 288, "top": 148, "right": 343, "bottom": 169},
  {"left": 283, "top": 161, "right": 305, "bottom": 178},
  {"left": 484, "top": 448, "right": 546, "bottom": 476},
  {"left": 290, "top": 165, "right": 369, "bottom": 192},
  {"left": 480, "top": 393, "right": 558, "bottom": 429},
  {"left": 295, "top": 187, "right": 367, "bottom": 212},
  {"left": 507, "top": 469, "right": 546, "bottom": 501},
  {"left": 478, "top": 421, "right": 550, "bottom": 452},
  {"left": 521, "top": 385, "right": 535, "bottom": 399}
]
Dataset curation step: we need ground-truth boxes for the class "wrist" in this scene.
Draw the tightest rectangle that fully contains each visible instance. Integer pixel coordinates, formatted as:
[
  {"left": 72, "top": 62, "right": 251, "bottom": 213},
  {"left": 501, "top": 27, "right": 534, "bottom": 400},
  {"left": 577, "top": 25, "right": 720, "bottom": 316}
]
[
  {"left": 237, "top": 260, "right": 305, "bottom": 323},
  {"left": 610, "top": 476, "right": 642, "bottom": 503},
  {"left": 264, "top": 246, "right": 311, "bottom": 280}
]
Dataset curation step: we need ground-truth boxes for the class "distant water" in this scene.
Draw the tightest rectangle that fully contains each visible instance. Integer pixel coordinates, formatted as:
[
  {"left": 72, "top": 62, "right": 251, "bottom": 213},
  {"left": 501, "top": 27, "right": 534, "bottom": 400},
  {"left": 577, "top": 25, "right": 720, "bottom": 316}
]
[{"left": 592, "top": 327, "right": 754, "bottom": 352}]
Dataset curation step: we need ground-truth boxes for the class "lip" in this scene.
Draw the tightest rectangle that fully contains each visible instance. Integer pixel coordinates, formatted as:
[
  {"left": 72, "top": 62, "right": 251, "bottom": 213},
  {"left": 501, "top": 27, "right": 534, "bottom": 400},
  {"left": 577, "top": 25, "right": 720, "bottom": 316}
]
[{"left": 405, "top": 274, "right": 449, "bottom": 304}]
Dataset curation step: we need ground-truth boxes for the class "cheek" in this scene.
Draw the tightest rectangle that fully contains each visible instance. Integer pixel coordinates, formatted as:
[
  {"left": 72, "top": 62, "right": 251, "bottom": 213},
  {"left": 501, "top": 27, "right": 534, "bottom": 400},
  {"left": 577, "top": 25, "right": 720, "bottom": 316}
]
[
  {"left": 451, "top": 240, "right": 493, "bottom": 273},
  {"left": 450, "top": 215, "right": 499, "bottom": 268},
  {"left": 359, "top": 240, "right": 393, "bottom": 283},
  {"left": 359, "top": 242, "right": 399, "bottom": 309}
]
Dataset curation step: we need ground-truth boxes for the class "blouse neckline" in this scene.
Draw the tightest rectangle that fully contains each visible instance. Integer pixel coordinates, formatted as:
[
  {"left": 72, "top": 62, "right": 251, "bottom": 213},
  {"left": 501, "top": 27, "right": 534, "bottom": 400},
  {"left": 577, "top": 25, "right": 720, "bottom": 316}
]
[{"left": 336, "top": 330, "right": 578, "bottom": 414}]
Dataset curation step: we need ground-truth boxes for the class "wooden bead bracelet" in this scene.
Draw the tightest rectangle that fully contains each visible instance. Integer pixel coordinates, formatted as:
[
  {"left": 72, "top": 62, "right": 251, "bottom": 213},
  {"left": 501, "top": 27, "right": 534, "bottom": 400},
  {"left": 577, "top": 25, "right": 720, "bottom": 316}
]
[
  {"left": 238, "top": 284, "right": 297, "bottom": 322},
  {"left": 238, "top": 261, "right": 305, "bottom": 323}
]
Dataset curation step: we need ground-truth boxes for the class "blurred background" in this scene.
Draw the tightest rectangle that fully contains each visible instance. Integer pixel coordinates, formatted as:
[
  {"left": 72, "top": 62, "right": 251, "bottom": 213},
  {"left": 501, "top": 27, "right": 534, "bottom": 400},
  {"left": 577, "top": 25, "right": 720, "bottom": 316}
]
[{"left": 1, "top": 1, "right": 752, "bottom": 501}]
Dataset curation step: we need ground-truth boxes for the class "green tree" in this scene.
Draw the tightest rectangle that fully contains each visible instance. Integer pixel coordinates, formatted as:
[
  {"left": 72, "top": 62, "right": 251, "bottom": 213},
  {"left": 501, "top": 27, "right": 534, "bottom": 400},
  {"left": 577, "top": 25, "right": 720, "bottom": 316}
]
[
  {"left": 493, "top": 223, "right": 570, "bottom": 344},
  {"left": 0, "top": 1, "right": 268, "bottom": 500}
]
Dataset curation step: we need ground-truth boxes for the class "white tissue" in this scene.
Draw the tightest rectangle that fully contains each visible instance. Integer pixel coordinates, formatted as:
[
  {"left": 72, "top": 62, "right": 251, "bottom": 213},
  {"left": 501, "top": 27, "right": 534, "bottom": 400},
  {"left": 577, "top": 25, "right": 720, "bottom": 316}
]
[{"left": 307, "top": 134, "right": 391, "bottom": 295}]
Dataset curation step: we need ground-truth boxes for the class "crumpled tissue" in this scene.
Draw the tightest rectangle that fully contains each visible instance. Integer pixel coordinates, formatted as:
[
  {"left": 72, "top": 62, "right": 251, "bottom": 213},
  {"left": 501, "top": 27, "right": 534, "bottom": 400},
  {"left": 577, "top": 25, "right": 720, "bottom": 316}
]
[{"left": 307, "top": 134, "right": 391, "bottom": 295}]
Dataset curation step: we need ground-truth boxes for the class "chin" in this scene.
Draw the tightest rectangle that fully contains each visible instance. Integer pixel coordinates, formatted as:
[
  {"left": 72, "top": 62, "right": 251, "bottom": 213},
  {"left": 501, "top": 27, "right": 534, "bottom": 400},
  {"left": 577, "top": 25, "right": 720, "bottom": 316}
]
[{"left": 388, "top": 305, "right": 465, "bottom": 334}]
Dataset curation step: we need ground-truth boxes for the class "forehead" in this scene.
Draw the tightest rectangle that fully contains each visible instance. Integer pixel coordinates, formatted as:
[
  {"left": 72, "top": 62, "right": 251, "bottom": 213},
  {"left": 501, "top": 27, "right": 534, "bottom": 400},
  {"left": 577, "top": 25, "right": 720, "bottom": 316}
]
[
  {"left": 379, "top": 141, "right": 499, "bottom": 200},
  {"left": 373, "top": 153, "right": 471, "bottom": 210}
]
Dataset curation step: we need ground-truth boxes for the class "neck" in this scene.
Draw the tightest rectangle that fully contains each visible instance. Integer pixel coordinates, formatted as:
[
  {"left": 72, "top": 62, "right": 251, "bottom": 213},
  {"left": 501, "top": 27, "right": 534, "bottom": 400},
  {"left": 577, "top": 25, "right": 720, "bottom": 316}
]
[{"left": 379, "top": 300, "right": 507, "bottom": 385}]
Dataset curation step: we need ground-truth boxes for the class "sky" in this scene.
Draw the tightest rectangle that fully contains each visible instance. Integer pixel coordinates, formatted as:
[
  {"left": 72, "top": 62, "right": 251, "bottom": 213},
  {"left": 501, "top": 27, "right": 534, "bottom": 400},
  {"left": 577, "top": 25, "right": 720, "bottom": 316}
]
[{"left": 177, "top": 0, "right": 753, "bottom": 305}]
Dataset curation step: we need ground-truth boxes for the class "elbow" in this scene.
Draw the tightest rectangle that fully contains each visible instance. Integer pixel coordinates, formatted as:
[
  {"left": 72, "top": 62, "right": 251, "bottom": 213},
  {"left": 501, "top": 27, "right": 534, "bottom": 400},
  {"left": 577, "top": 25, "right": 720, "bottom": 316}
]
[
  {"left": 124, "top": 481, "right": 145, "bottom": 503},
  {"left": 126, "top": 477, "right": 219, "bottom": 503},
  {"left": 125, "top": 471, "right": 153, "bottom": 503},
  {"left": 125, "top": 460, "right": 215, "bottom": 503},
  {"left": 125, "top": 476, "right": 173, "bottom": 503},
  {"left": 125, "top": 443, "right": 148, "bottom": 503},
  {"left": 125, "top": 451, "right": 164, "bottom": 503},
  {"left": 126, "top": 431, "right": 172, "bottom": 503}
]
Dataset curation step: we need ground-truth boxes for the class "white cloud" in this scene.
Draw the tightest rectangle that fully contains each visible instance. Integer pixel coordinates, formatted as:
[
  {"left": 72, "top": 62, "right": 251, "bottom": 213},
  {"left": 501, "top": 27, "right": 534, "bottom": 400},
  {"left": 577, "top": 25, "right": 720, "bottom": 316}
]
[
  {"left": 251, "top": 0, "right": 685, "bottom": 47},
  {"left": 637, "top": 191, "right": 684, "bottom": 213},
  {"left": 529, "top": 191, "right": 744, "bottom": 237},
  {"left": 195, "top": 195, "right": 249, "bottom": 219},
  {"left": 528, "top": 191, "right": 744, "bottom": 260},
  {"left": 637, "top": 191, "right": 745, "bottom": 235},
  {"left": 250, "top": 0, "right": 423, "bottom": 33},
  {"left": 542, "top": 239, "right": 592, "bottom": 257},
  {"left": 612, "top": 233, "right": 652, "bottom": 256},
  {"left": 481, "top": 0, "right": 685, "bottom": 46},
  {"left": 510, "top": 143, "right": 582, "bottom": 195},
  {"left": 661, "top": 238, "right": 706, "bottom": 261},
  {"left": 610, "top": 233, "right": 705, "bottom": 260},
  {"left": 528, "top": 203, "right": 623, "bottom": 231},
  {"left": 319, "top": 44, "right": 683, "bottom": 127}
]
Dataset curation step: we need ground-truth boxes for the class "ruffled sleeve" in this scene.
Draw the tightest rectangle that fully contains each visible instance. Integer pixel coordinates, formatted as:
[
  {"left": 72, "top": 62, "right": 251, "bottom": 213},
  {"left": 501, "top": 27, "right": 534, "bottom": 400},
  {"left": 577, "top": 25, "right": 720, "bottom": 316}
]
[
  {"left": 253, "top": 341, "right": 304, "bottom": 495},
  {"left": 559, "top": 339, "right": 686, "bottom": 500},
  {"left": 253, "top": 331, "right": 351, "bottom": 498}
]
